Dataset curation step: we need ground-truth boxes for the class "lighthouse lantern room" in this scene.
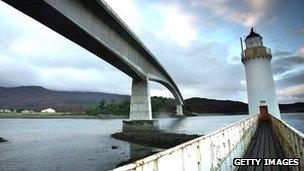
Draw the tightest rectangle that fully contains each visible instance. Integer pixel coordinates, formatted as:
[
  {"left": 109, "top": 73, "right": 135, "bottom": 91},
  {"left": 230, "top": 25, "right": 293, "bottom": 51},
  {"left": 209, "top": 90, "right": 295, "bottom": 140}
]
[{"left": 241, "top": 28, "right": 281, "bottom": 119}]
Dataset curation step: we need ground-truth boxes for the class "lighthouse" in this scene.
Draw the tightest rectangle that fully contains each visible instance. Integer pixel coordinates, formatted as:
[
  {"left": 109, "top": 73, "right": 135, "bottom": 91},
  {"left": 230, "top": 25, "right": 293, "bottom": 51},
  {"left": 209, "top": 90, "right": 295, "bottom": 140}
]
[{"left": 241, "top": 28, "right": 281, "bottom": 119}]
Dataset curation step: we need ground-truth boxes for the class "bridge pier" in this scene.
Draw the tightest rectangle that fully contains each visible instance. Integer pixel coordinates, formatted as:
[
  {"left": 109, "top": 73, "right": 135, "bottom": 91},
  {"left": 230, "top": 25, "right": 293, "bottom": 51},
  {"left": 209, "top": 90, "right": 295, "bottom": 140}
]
[
  {"left": 123, "top": 78, "right": 159, "bottom": 132},
  {"left": 176, "top": 104, "right": 183, "bottom": 116}
]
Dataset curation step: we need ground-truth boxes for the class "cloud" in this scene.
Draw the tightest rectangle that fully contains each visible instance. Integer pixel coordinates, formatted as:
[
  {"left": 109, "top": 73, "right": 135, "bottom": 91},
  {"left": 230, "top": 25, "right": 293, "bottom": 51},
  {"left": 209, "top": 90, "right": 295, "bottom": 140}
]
[
  {"left": 272, "top": 55, "right": 304, "bottom": 75},
  {"left": 104, "top": 0, "right": 199, "bottom": 47},
  {"left": 144, "top": 36, "right": 247, "bottom": 101},
  {"left": 276, "top": 69, "right": 304, "bottom": 88},
  {"left": 192, "top": 0, "right": 277, "bottom": 27},
  {"left": 103, "top": 0, "right": 140, "bottom": 31},
  {"left": 277, "top": 84, "right": 304, "bottom": 103},
  {"left": 272, "top": 51, "right": 292, "bottom": 58},
  {"left": 297, "top": 46, "right": 304, "bottom": 56},
  {"left": 0, "top": 1, "right": 131, "bottom": 95},
  {"left": 0, "top": 54, "right": 40, "bottom": 87},
  {"left": 154, "top": 3, "right": 198, "bottom": 47},
  {"left": 272, "top": 47, "right": 304, "bottom": 89},
  {"left": 38, "top": 67, "right": 131, "bottom": 94}
]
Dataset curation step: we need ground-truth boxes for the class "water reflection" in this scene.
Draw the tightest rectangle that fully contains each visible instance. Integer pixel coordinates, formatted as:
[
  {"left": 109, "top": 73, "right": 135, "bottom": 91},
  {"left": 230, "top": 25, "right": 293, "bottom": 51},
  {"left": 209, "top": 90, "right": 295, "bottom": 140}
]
[
  {"left": 165, "top": 117, "right": 186, "bottom": 131},
  {"left": 116, "top": 143, "right": 162, "bottom": 167}
]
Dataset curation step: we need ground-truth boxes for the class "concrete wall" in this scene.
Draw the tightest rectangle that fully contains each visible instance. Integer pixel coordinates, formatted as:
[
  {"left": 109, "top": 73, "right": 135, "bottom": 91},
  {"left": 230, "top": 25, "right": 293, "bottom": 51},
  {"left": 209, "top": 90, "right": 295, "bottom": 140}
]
[
  {"left": 243, "top": 57, "right": 280, "bottom": 118},
  {"left": 114, "top": 115, "right": 259, "bottom": 171}
]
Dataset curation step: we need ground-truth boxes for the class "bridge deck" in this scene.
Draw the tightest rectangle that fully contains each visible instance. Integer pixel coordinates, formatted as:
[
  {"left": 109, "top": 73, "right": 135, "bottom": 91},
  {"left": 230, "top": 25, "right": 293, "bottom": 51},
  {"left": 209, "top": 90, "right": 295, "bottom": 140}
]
[{"left": 238, "top": 121, "right": 289, "bottom": 171}]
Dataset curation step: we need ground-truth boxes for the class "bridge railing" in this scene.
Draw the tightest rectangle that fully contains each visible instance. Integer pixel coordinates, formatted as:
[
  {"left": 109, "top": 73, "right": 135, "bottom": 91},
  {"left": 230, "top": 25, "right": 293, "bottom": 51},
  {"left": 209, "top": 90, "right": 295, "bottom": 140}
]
[
  {"left": 270, "top": 115, "right": 304, "bottom": 170},
  {"left": 113, "top": 114, "right": 259, "bottom": 171}
]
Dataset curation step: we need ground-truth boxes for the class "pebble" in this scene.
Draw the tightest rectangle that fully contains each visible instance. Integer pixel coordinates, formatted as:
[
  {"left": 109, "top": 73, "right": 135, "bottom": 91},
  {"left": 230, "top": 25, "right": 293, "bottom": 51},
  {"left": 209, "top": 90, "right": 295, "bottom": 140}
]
[{"left": 111, "top": 145, "right": 118, "bottom": 149}]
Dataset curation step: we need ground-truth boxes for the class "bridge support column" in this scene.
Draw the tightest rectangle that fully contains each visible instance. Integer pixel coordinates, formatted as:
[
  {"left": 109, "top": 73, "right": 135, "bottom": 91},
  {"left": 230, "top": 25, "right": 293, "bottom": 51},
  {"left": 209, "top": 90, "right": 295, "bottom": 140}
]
[
  {"left": 129, "top": 78, "right": 152, "bottom": 120},
  {"left": 176, "top": 104, "right": 183, "bottom": 116},
  {"left": 123, "top": 78, "right": 159, "bottom": 132}
]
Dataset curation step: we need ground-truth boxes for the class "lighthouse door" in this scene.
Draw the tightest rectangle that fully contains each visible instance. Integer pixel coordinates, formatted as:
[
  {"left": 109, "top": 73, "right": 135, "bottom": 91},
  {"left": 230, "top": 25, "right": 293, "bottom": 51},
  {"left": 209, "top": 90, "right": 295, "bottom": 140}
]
[{"left": 259, "top": 106, "right": 270, "bottom": 121}]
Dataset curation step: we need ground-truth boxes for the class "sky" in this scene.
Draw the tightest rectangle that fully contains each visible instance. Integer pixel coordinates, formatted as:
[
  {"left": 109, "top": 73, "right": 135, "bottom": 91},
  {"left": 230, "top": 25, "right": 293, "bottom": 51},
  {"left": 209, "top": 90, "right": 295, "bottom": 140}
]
[{"left": 0, "top": 0, "right": 303, "bottom": 104}]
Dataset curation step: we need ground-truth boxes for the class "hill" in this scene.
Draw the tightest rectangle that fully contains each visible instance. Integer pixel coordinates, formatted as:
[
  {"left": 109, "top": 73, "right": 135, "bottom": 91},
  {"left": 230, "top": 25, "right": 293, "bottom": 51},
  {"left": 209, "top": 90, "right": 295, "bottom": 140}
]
[
  {"left": 184, "top": 97, "right": 304, "bottom": 114},
  {"left": 0, "top": 86, "right": 129, "bottom": 113},
  {"left": 0, "top": 86, "right": 302, "bottom": 114},
  {"left": 279, "top": 103, "right": 304, "bottom": 113},
  {"left": 184, "top": 97, "right": 248, "bottom": 114}
]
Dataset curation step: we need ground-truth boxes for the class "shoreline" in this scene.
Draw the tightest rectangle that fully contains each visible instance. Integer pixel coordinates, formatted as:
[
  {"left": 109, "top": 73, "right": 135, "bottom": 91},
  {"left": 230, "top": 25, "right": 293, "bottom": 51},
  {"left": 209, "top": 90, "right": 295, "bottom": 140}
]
[
  {"left": 0, "top": 113, "right": 127, "bottom": 119},
  {"left": 0, "top": 112, "right": 242, "bottom": 119},
  {"left": 0, "top": 112, "right": 301, "bottom": 119}
]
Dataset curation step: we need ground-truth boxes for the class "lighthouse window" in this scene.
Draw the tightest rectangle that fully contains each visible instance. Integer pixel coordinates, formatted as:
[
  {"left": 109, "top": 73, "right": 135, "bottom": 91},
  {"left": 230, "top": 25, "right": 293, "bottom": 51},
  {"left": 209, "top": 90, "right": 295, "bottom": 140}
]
[{"left": 260, "top": 100, "right": 266, "bottom": 103}]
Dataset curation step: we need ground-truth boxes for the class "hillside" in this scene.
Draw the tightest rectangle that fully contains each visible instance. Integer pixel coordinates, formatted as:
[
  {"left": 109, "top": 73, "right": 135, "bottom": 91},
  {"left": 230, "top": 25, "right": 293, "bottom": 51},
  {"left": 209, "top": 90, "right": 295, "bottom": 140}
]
[
  {"left": 0, "top": 86, "right": 129, "bottom": 113},
  {"left": 184, "top": 97, "right": 304, "bottom": 114},
  {"left": 279, "top": 103, "right": 304, "bottom": 113},
  {"left": 0, "top": 86, "right": 303, "bottom": 114},
  {"left": 184, "top": 97, "right": 248, "bottom": 114}
]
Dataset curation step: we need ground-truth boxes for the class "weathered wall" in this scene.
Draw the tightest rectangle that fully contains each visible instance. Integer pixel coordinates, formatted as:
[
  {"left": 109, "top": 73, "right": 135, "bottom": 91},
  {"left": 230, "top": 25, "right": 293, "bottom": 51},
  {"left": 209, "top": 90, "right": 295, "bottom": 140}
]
[{"left": 114, "top": 115, "right": 259, "bottom": 171}]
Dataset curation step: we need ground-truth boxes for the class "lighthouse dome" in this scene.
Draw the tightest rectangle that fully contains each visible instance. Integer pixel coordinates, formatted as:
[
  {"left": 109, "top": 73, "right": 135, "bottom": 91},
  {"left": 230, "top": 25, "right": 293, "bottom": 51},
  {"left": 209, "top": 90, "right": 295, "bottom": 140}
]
[
  {"left": 245, "top": 27, "right": 262, "bottom": 40},
  {"left": 245, "top": 27, "right": 263, "bottom": 48}
]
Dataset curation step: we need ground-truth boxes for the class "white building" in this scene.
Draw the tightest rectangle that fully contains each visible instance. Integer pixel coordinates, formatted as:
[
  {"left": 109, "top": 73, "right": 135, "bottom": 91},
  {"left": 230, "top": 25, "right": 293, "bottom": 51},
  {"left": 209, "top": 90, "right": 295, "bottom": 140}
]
[
  {"left": 0, "top": 109, "right": 12, "bottom": 113},
  {"left": 21, "top": 109, "right": 35, "bottom": 113},
  {"left": 41, "top": 108, "right": 56, "bottom": 113},
  {"left": 241, "top": 28, "right": 281, "bottom": 118},
  {"left": 21, "top": 110, "right": 30, "bottom": 113}
]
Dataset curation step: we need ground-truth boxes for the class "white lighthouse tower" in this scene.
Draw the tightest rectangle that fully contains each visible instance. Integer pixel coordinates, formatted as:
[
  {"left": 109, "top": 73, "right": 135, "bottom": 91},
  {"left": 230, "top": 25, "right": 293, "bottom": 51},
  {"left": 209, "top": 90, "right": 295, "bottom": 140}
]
[{"left": 241, "top": 28, "right": 281, "bottom": 118}]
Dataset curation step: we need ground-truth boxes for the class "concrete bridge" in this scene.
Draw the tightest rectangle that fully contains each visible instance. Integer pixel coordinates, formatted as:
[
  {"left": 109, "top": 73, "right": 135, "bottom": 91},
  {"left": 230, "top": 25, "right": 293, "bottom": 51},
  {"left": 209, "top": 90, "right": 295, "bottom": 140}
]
[
  {"left": 4, "top": 1, "right": 304, "bottom": 170},
  {"left": 2, "top": 0, "right": 184, "bottom": 129}
]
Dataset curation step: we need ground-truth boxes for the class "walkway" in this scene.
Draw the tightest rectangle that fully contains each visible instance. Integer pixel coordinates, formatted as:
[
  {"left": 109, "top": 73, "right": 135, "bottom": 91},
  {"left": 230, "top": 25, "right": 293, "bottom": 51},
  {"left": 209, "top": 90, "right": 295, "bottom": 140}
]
[{"left": 238, "top": 121, "right": 289, "bottom": 171}]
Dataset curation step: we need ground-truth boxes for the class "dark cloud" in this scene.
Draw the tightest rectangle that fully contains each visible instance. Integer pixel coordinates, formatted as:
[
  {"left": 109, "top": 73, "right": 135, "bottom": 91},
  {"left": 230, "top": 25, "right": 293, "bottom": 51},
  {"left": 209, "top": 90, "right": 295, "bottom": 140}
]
[
  {"left": 294, "top": 93, "right": 304, "bottom": 98},
  {"left": 276, "top": 70, "right": 304, "bottom": 88},
  {"left": 0, "top": 60, "right": 40, "bottom": 87},
  {"left": 271, "top": 49, "right": 304, "bottom": 101},
  {"left": 272, "top": 55, "right": 304, "bottom": 74}
]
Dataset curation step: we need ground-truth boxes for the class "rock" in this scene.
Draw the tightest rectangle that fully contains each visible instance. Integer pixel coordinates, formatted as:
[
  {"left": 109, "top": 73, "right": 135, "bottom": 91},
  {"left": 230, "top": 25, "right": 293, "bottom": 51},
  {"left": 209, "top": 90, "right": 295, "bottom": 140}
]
[
  {"left": 0, "top": 137, "right": 7, "bottom": 143},
  {"left": 111, "top": 145, "right": 118, "bottom": 149},
  {"left": 111, "top": 132, "right": 201, "bottom": 149}
]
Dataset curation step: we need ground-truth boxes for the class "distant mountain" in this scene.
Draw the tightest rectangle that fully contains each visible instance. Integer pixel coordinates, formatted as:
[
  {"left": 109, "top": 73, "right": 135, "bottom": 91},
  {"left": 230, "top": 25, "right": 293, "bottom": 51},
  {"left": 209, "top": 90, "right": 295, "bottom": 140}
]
[
  {"left": 279, "top": 103, "right": 304, "bottom": 113},
  {"left": 0, "top": 86, "right": 303, "bottom": 114},
  {"left": 184, "top": 97, "right": 248, "bottom": 114},
  {"left": 185, "top": 97, "right": 304, "bottom": 114},
  {"left": 0, "top": 86, "right": 129, "bottom": 113}
]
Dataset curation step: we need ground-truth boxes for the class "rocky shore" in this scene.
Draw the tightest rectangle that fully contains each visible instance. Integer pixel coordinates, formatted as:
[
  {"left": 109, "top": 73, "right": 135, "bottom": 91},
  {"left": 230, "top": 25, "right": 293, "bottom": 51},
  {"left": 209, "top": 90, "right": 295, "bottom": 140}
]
[{"left": 111, "top": 131, "right": 200, "bottom": 149}]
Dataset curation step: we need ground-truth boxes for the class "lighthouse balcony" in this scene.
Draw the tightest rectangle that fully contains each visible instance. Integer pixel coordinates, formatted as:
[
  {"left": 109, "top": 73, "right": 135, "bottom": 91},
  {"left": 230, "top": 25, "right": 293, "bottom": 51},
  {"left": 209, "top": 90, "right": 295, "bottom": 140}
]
[{"left": 241, "top": 46, "right": 271, "bottom": 59}]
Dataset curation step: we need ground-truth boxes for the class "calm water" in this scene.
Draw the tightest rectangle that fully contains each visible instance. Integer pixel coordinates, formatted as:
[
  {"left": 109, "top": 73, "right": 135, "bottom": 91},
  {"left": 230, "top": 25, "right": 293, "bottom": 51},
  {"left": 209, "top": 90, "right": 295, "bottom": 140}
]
[{"left": 0, "top": 113, "right": 303, "bottom": 170}]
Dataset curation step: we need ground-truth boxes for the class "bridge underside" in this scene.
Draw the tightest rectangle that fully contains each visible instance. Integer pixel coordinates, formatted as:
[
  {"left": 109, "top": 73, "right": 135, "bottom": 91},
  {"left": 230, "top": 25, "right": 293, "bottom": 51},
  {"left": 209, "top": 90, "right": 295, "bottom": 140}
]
[
  {"left": 1, "top": 0, "right": 184, "bottom": 126},
  {"left": 239, "top": 121, "right": 288, "bottom": 171}
]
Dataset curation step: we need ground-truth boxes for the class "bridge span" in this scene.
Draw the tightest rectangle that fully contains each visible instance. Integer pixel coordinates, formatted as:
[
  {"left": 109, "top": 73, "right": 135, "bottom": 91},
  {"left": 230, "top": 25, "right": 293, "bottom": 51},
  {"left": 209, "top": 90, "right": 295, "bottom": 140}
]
[{"left": 1, "top": 0, "right": 184, "bottom": 129}]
